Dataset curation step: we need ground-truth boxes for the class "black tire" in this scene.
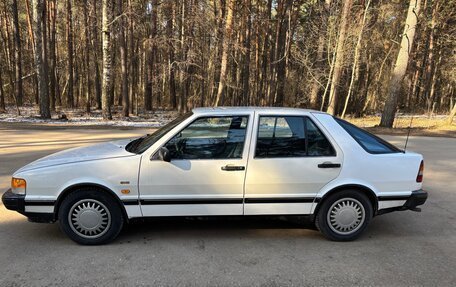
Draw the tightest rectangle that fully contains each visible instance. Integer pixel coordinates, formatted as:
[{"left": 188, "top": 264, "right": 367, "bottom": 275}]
[
  {"left": 315, "top": 190, "right": 373, "bottom": 241},
  {"left": 58, "top": 189, "right": 124, "bottom": 245}
]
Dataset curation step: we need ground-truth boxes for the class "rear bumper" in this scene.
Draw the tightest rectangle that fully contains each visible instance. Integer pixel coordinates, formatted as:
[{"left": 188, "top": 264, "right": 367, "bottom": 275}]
[
  {"left": 2, "top": 189, "right": 55, "bottom": 223},
  {"left": 403, "top": 189, "right": 428, "bottom": 209},
  {"left": 377, "top": 189, "right": 428, "bottom": 215}
]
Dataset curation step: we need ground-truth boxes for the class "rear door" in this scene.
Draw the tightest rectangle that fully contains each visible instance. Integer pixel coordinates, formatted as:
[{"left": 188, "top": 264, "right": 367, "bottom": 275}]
[{"left": 244, "top": 112, "right": 343, "bottom": 215}]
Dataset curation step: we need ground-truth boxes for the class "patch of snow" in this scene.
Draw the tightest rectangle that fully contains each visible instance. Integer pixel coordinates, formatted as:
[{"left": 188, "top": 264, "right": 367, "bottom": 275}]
[{"left": 0, "top": 105, "right": 179, "bottom": 127}]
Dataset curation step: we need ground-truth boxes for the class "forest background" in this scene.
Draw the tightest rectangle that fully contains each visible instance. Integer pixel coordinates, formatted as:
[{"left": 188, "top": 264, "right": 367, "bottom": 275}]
[{"left": 0, "top": 0, "right": 455, "bottom": 130}]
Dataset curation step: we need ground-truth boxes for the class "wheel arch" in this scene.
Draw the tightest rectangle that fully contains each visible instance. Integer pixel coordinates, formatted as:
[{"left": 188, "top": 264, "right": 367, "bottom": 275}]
[
  {"left": 54, "top": 183, "right": 129, "bottom": 222},
  {"left": 313, "top": 184, "right": 378, "bottom": 218}
]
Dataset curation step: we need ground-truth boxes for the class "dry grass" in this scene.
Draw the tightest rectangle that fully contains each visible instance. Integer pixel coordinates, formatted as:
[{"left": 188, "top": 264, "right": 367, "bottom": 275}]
[{"left": 346, "top": 115, "right": 456, "bottom": 138}]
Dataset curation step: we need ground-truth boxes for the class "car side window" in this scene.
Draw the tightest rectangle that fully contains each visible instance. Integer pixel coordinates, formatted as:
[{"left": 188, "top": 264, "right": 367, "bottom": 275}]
[
  {"left": 306, "top": 119, "right": 336, "bottom": 156},
  {"left": 165, "top": 116, "right": 248, "bottom": 160},
  {"left": 255, "top": 116, "right": 335, "bottom": 158},
  {"left": 334, "top": 118, "right": 401, "bottom": 154}
]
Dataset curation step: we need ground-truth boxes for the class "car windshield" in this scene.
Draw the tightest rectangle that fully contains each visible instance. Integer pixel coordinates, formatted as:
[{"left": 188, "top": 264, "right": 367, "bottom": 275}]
[{"left": 126, "top": 112, "right": 193, "bottom": 154}]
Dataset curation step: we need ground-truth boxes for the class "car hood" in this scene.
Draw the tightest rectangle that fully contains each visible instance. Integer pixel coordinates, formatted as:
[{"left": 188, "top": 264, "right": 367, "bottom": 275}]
[{"left": 15, "top": 139, "right": 136, "bottom": 173}]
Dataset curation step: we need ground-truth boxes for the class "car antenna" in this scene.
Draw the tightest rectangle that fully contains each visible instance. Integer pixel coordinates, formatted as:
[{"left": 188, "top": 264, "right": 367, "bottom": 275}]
[{"left": 403, "top": 115, "right": 414, "bottom": 153}]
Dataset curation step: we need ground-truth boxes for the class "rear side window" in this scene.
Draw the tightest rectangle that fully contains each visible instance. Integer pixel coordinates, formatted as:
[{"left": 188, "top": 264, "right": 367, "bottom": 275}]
[
  {"left": 334, "top": 118, "right": 401, "bottom": 154},
  {"left": 256, "top": 116, "right": 335, "bottom": 158}
]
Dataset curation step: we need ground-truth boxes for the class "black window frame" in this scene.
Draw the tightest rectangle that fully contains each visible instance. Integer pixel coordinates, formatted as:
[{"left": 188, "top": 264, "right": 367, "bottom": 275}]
[
  {"left": 159, "top": 115, "right": 251, "bottom": 161},
  {"left": 334, "top": 117, "right": 402, "bottom": 154},
  {"left": 254, "top": 115, "right": 337, "bottom": 159},
  {"left": 126, "top": 112, "right": 193, "bottom": 154}
]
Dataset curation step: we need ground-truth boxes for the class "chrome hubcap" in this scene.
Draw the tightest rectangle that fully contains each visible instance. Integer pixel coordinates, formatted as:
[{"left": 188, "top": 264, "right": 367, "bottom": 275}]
[
  {"left": 68, "top": 199, "right": 111, "bottom": 239},
  {"left": 327, "top": 198, "right": 365, "bottom": 235}
]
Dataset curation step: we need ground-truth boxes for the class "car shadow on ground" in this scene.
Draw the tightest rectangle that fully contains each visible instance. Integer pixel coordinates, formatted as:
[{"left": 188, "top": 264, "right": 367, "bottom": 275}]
[
  {"left": 115, "top": 212, "right": 430, "bottom": 244},
  {"left": 1, "top": 207, "right": 428, "bottom": 246},
  {"left": 122, "top": 215, "right": 316, "bottom": 233}
]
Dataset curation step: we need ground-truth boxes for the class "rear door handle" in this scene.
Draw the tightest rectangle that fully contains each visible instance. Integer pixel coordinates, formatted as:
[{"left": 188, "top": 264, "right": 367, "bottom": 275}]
[
  {"left": 318, "top": 162, "right": 341, "bottom": 168},
  {"left": 221, "top": 165, "right": 245, "bottom": 171}
]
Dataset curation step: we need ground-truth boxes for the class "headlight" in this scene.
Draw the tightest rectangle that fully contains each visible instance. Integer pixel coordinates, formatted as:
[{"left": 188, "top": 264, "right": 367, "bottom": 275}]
[{"left": 11, "top": 177, "right": 26, "bottom": 195}]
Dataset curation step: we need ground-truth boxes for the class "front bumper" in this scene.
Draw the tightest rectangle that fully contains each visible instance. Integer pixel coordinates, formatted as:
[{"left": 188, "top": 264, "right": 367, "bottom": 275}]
[
  {"left": 2, "top": 189, "right": 55, "bottom": 223},
  {"left": 2, "top": 189, "right": 25, "bottom": 212}
]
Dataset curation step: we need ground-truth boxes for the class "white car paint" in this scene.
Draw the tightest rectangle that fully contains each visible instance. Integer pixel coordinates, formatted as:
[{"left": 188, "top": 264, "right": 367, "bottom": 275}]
[
  {"left": 244, "top": 110, "right": 344, "bottom": 215},
  {"left": 9, "top": 107, "right": 424, "bottom": 220},
  {"left": 138, "top": 110, "right": 254, "bottom": 217},
  {"left": 311, "top": 113, "right": 422, "bottom": 212}
]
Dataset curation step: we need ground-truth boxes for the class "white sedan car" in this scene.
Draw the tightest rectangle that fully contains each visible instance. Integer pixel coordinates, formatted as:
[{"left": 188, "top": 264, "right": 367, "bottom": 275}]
[{"left": 2, "top": 107, "right": 427, "bottom": 244}]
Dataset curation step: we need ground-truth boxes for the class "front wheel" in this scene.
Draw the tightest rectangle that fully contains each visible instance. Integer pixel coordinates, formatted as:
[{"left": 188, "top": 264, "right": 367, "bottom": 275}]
[
  {"left": 315, "top": 190, "right": 373, "bottom": 241},
  {"left": 58, "top": 189, "right": 124, "bottom": 245}
]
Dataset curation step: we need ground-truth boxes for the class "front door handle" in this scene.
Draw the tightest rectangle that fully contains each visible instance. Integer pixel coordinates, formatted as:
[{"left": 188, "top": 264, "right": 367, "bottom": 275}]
[
  {"left": 318, "top": 162, "right": 341, "bottom": 168},
  {"left": 221, "top": 165, "right": 245, "bottom": 171}
]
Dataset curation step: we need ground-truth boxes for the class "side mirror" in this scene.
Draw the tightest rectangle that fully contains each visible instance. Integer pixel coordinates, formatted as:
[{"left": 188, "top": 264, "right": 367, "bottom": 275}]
[{"left": 157, "top": 147, "right": 171, "bottom": 162}]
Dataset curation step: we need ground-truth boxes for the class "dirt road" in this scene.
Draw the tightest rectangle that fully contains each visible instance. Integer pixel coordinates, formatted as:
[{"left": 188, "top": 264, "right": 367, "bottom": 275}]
[{"left": 0, "top": 126, "right": 455, "bottom": 286}]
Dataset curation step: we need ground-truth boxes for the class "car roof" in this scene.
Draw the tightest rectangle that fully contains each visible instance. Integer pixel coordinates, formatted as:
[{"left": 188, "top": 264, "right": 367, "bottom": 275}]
[{"left": 191, "top": 106, "right": 326, "bottom": 115}]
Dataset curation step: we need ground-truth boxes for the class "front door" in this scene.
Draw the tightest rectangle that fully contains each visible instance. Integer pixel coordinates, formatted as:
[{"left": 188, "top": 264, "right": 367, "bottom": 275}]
[
  {"left": 244, "top": 113, "right": 343, "bottom": 215},
  {"left": 139, "top": 113, "right": 253, "bottom": 216}
]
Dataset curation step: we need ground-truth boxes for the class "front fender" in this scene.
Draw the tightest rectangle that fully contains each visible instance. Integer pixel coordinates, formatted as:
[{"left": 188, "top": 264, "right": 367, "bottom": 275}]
[{"left": 15, "top": 156, "right": 142, "bottom": 218}]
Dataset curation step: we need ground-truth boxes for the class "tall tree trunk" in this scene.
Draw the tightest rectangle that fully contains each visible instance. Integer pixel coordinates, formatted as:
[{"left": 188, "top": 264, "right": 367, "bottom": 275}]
[
  {"left": 25, "top": 0, "right": 39, "bottom": 106},
  {"left": 427, "top": 50, "right": 441, "bottom": 112},
  {"left": 214, "top": 0, "right": 234, "bottom": 106},
  {"left": 144, "top": 0, "right": 157, "bottom": 111},
  {"left": 150, "top": 0, "right": 158, "bottom": 110},
  {"left": 25, "top": 0, "right": 36, "bottom": 56},
  {"left": 166, "top": 1, "right": 177, "bottom": 109},
  {"left": 118, "top": 0, "right": 129, "bottom": 117},
  {"left": 0, "top": 69, "right": 5, "bottom": 112},
  {"left": 326, "top": 0, "right": 353, "bottom": 115},
  {"left": 178, "top": 0, "right": 187, "bottom": 113},
  {"left": 258, "top": 0, "right": 272, "bottom": 106},
  {"left": 101, "top": 0, "right": 113, "bottom": 120},
  {"left": 109, "top": 0, "right": 117, "bottom": 107},
  {"left": 447, "top": 102, "right": 456, "bottom": 125},
  {"left": 207, "top": 0, "right": 221, "bottom": 106},
  {"left": 423, "top": 0, "right": 439, "bottom": 112},
  {"left": 320, "top": 46, "right": 336, "bottom": 111},
  {"left": 413, "top": 0, "right": 431, "bottom": 109},
  {"left": 184, "top": 0, "right": 196, "bottom": 110},
  {"left": 253, "top": 12, "right": 260, "bottom": 106},
  {"left": 33, "top": 0, "right": 50, "bottom": 118},
  {"left": 83, "top": 0, "right": 91, "bottom": 113},
  {"left": 273, "top": 0, "right": 292, "bottom": 106},
  {"left": 92, "top": 0, "right": 102, "bottom": 110},
  {"left": 407, "top": 66, "right": 420, "bottom": 111},
  {"left": 241, "top": 0, "right": 252, "bottom": 106},
  {"left": 49, "top": 0, "right": 57, "bottom": 110},
  {"left": 266, "top": 0, "right": 282, "bottom": 105},
  {"left": 380, "top": 0, "right": 421, "bottom": 127},
  {"left": 309, "top": 0, "right": 331, "bottom": 109},
  {"left": 12, "top": 0, "right": 23, "bottom": 106},
  {"left": 66, "top": 0, "right": 74, "bottom": 107},
  {"left": 127, "top": 0, "right": 136, "bottom": 114},
  {"left": 341, "top": 0, "right": 371, "bottom": 118}
]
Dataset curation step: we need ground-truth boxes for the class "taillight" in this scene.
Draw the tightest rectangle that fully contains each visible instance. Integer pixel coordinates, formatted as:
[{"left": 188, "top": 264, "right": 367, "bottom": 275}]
[{"left": 416, "top": 160, "right": 424, "bottom": 183}]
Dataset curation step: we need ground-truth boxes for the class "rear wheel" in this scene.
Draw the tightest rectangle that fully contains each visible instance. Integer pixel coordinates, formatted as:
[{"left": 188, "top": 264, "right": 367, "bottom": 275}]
[
  {"left": 315, "top": 190, "right": 373, "bottom": 241},
  {"left": 58, "top": 189, "right": 124, "bottom": 245}
]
